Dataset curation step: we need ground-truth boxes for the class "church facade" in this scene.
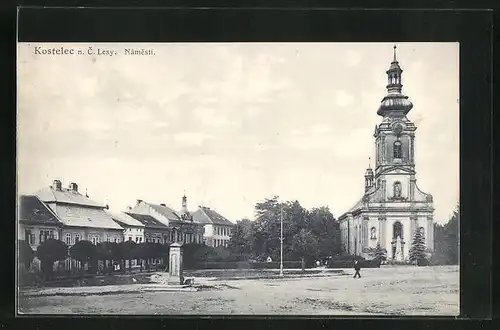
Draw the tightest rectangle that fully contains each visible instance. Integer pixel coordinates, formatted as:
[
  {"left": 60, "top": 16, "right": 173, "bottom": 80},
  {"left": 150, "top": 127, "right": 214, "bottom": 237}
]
[{"left": 338, "top": 46, "right": 434, "bottom": 261}]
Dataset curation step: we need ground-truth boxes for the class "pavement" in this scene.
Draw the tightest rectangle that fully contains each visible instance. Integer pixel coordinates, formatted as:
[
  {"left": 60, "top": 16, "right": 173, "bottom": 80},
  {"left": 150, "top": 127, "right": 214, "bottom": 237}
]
[{"left": 18, "top": 265, "right": 459, "bottom": 315}]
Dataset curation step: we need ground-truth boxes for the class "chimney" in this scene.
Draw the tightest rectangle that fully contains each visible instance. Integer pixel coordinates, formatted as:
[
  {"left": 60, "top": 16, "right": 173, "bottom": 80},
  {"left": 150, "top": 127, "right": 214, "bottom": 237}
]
[
  {"left": 136, "top": 199, "right": 143, "bottom": 206},
  {"left": 160, "top": 203, "right": 166, "bottom": 207},
  {"left": 105, "top": 204, "right": 109, "bottom": 210},
  {"left": 53, "top": 179, "right": 62, "bottom": 191},
  {"left": 69, "top": 182, "right": 78, "bottom": 192}
]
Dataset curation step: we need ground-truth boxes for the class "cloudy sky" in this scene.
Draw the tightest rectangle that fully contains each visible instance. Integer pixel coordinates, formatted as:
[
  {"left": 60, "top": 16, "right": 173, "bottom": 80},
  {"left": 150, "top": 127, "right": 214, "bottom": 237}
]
[{"left": 17, "top": 42, "right": 459, "bottom": 224}]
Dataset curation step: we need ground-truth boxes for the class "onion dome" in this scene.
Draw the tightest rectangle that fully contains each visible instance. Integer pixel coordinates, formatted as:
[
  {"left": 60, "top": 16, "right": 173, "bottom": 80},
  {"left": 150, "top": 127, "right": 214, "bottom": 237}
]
[{"left": 377, "top": 45, "right": 414, "bottom": 117}]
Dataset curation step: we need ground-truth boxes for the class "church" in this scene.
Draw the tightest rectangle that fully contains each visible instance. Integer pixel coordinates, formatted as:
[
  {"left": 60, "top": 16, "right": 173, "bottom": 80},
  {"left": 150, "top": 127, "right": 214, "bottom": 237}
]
[{"left": 338, "top": 46, "right": 434, "bottom": 262}]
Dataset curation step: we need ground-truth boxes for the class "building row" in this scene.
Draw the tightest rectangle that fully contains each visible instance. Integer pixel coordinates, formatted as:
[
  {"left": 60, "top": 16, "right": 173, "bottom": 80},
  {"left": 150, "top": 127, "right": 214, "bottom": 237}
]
[{"left": 18, "top": 179, "right": 235, "bottom": 252}]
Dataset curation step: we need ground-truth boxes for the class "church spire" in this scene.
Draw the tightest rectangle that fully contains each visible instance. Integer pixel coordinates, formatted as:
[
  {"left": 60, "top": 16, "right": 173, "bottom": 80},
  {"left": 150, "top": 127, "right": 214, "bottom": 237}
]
[
  {"left": 376, "top": 45, "right": 413, "bottom": 117},
  {"left": 364, "top": 157, "right": 374, "bottom": 192},
  {"left": 180, "top": 191, "right": 192, "bottom": 221}
]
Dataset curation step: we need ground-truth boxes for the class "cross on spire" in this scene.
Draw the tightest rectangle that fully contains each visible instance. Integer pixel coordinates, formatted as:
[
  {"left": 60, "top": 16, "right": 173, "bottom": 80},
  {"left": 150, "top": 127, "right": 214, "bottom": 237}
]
[
  {"left": 368, "top": 157, "right": 371, "bottom": 169},
  {"left": 393, "top": 44, "right": 398, "bottom": 62}
]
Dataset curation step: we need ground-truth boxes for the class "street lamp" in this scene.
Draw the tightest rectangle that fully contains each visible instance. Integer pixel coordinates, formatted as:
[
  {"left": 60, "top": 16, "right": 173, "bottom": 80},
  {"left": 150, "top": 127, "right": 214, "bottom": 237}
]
[{"left": 279, "top": 203, "right": 284, "bottom": 277}]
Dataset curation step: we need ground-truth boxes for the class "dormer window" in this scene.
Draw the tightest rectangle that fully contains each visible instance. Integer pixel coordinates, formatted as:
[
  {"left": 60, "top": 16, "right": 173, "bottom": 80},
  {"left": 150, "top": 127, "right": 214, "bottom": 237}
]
[{"left": 393, "top": 141, "right": 402, "bottom": 159}]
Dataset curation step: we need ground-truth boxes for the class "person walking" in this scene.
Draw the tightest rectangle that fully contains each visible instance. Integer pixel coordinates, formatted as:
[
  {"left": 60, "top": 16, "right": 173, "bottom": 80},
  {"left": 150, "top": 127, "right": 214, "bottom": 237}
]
[{"left": 353, "top": 260, "right": 361, "bottom": 278}]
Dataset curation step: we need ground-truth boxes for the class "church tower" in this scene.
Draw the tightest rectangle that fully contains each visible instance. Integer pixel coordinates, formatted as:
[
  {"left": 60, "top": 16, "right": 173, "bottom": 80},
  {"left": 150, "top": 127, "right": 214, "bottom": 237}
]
[
  {"left": 364, "top": 158, "right": 374, "bottom": 193},
  {"left": 179, "top": 192, "right": 193, "bottom": 222},
  {"left": 373, "top": 45, "right": 418, "bottom": 203},
  {"left": 338, "top": 45, "right": 434, "bottom": 262}
]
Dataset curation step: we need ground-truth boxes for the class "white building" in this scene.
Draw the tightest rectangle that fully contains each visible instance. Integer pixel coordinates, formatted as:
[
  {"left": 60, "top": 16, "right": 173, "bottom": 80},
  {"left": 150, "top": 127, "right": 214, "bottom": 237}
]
[
  {"left": 106, "top": 210, "right": 145, "bottom": 244},
  {"left": 35, "top": 180, "right": 124, "bottom": 247},
  {"left": 192, "top": 206, "right": 234, "bottom": 248},
  {"left": 338, "top": 46, "right": 434, "bottom": 261}
]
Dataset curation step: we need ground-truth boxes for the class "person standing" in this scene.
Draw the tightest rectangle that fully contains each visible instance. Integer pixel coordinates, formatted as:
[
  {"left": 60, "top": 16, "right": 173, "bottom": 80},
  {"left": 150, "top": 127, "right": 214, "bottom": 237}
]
[{"left": 353, "top": 260, "right": 361, "bottom": 278}]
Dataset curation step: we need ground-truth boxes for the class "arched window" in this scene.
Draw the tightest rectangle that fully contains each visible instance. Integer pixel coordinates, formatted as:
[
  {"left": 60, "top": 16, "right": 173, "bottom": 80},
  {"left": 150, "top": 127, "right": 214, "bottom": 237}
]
[
  {"left": 393, "top": 141, "right": 402, "bottom": 159},
  {"left": 370, "top": 227, "right": 377, "bottom": 239},
  {"left": 393, "top": 221, "right": 403, "bottom": 239},
  {"left": 393, "top": 181, "right": 402, "bottom": 198}
]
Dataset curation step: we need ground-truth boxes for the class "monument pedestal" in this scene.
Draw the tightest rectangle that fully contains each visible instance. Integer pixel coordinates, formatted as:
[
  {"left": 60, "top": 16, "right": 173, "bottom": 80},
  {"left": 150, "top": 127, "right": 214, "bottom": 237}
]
[{"left": 168, "top": 242, "right": 184, "bottom": 285}]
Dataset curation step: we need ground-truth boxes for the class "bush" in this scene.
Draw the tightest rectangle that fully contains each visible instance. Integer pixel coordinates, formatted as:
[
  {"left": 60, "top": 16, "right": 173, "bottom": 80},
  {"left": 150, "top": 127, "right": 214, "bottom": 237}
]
[
  {"left": 18, "top": 240, "right": 34, "bottom": 270},
  {"left": 36, "top": 239, "right": 68, "bottom": 280}
]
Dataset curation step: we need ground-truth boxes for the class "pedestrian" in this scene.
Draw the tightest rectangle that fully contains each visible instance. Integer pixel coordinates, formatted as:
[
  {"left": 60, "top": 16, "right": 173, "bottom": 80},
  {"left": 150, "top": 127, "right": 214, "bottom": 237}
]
[{"left": 353, "top": 260, "right": 361, "bottom": 278}]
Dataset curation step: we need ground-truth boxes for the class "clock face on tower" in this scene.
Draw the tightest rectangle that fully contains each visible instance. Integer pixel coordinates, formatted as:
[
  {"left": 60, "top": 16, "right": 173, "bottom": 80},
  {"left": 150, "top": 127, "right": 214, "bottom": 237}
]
[{"left": 392, "top": 122, "right": 404, "bottom": 136}]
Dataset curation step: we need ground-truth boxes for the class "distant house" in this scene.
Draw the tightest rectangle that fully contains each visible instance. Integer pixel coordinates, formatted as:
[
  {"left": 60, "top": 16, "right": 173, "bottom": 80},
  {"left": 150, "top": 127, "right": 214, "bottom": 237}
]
[
  {"left": 128, "top": 196, "right": 204, "bottom": 244},
  {"left": 18, "top": 194, "right": 63, "bottom": 251},
  {"left": 192, "top": 206, "right": 234, "bottom": 248},
  {"left": 35, "top": 180, "right": 124, "bottom": 247},
  {"left": 106, "top": 210, "right": 145, "bottom": 244},
  {"left": 125, "top": 213, "right": 169, "bottom": 244}
]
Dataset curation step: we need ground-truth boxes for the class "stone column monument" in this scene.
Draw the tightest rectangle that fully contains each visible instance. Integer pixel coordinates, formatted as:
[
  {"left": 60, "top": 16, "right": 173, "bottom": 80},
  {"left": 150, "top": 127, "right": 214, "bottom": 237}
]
[{"left": 168, "top": 242, "right": 184, "bottom": 285}]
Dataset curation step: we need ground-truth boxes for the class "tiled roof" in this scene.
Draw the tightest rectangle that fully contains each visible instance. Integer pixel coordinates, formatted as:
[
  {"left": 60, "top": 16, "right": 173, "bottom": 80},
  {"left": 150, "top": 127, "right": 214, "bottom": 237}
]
[
  {"left": 148, "top": 203, "right": 182, "bottom": 221},
  {"left": 18, "top": 195, "right": 63, "bottom": 226},
  {"left": 105, "top": 210, "right": 145, "bottom": 228},
  {"left": 36, "top": 186, "right": 105, "bottom": 208},
  {"left": 125, "top": 213, "right": 169, "bottom": 230},
  {"left": 52, "top": 204, "right": 124, "bottom": 230},
  {"left": 192, "top": 206, "right": 234, "bottom": 226}
]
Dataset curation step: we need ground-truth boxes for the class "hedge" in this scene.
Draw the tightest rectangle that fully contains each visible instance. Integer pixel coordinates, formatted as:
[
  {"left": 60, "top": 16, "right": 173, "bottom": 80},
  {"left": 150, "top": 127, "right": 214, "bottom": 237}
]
[
  {"left": 326, "top": 259, "right": 380, "bottom": 269},
  {"left": 186, "top": 260, "right": 305, "bottom": 270}
]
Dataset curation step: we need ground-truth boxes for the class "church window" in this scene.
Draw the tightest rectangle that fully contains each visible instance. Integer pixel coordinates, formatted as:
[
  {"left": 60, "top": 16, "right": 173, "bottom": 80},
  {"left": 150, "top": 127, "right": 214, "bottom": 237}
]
[
  {"left": 393, "top": 181, "right": 402, "bottom": 198},
  {"left": 370, "top": 227, "right": 377, "bottom": 239},
  {"left": 392, "top": 222, "right": 403, "bottom": 240},
  {"left": 393, "top": 141, "right": 402, "bottom": 159}
]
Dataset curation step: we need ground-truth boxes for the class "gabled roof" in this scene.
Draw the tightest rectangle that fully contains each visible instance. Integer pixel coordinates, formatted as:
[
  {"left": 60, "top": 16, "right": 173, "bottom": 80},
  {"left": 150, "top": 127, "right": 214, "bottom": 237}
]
[
  {"left": 36, "top": 186, "right": 105, "bottom": 208},
  {"left": 18, "top": 195, "right": 63, "bottom": 226},
  {"left": 192, "top": 206, "right": 234, "bottom": 226},
  {"left": 125, "top": 212, "right": 169, "bottom": 230},
  {"left": 52, "top": 204, "right": 124, "bottom": 230},
  {"left": 147, "top": 203, "right": 182, "bottom": 222},
  {"left": 105, "top": 210, "right": 145, "bottom": 228}
]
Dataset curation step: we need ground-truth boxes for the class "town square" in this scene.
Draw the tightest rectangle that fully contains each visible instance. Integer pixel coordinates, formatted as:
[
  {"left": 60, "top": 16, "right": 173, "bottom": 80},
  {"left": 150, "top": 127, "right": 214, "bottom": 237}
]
[{"left": 16, "top": 42, "right": 459, "bottom": 315}]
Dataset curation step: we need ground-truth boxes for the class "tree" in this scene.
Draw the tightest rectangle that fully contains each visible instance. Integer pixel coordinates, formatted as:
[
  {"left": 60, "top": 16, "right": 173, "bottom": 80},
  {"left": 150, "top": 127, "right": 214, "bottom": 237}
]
[
  {"left": 109, "top": 242, "right": 126, "bottom": 271},
  {"left": 96, "top": 242, "right": 113, "bottom": 274},
  {"left": 228, "top": 218, "right": 254, "bottom": 256},
  {"left": 69, "top": 240, "right": 97, "bottom": 275},
  {"left": 432, "top": 202, "right": 459, "bottom": 265},
  {"left": 291, "top": 229, "right": 319, "bottom": 267},
  {"left": 445, "top": 203, "right": 459, "bottom": 264},
  {"left": 122, "top": 240, "right": 137, "bottom": 272},
  {"left": 409, "top": 228, "right": 427, "bottom": 265},
  {"left": 308, "top": 207, "right": 341, "bottom": 258},
  {"left": 36, "top": 239, "right": 68, "bottom": 280},
  {"left": 18, "top": 240, "right": 34, "bottom": 270},
  {"left": 373, "top": 242, "right": 387, "bottom": 262}
]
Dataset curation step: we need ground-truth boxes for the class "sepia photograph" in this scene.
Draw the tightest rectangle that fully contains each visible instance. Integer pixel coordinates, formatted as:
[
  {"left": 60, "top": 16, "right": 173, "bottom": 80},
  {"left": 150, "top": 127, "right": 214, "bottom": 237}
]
[{"left": 16, "top": 42, "right": 459, "bottom": 315}]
